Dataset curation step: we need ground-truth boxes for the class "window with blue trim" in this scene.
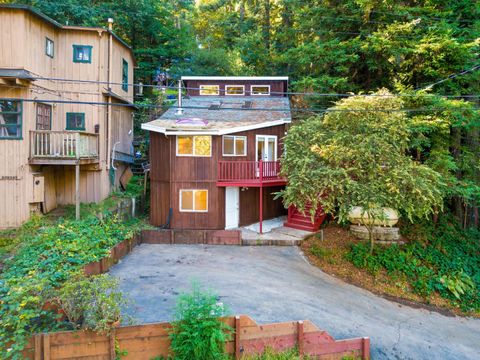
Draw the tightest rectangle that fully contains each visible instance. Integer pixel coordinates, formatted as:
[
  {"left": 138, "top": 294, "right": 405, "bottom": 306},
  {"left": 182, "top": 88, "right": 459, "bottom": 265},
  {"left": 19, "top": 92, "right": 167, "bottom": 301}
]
[
  {"left": 0, "top": 100, "right": 22, "bottom": 139},
  {"left": 73, "top": 45, "right": 92, "bottom": 63},
  {"left": 66, "top": 112, "right": 85, "bottom": 130}
]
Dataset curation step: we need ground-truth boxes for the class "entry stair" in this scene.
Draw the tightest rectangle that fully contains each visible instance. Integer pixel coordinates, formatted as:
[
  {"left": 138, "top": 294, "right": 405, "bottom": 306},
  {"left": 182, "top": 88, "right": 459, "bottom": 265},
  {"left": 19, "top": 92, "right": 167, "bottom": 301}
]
[{"left": 284, "top": 204, "right": 326, "bottom": 232}]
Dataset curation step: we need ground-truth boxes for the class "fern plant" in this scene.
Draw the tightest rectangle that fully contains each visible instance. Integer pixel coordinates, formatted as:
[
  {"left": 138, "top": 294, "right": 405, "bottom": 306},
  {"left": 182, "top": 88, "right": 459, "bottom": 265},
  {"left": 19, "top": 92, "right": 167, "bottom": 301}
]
[{"left": 169, "top": 284, "right": 232, "bottom": 360}]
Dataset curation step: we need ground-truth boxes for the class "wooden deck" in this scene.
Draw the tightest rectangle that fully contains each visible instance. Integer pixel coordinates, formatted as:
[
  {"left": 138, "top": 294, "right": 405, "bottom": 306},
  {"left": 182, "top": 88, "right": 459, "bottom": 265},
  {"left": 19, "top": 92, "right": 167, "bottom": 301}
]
[
  {"left": 28, "top": 130, "right": 99, "bottom": 165},
  {"left": 216, "top": 160, "right": 286, "bottom": 187}
]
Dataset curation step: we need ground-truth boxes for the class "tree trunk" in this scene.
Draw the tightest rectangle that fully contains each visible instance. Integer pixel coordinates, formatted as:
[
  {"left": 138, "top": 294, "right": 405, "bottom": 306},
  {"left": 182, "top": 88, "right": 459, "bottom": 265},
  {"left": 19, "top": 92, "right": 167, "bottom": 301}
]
[{"left": 262, "top": 0, "right": 271, "bottom": 50}]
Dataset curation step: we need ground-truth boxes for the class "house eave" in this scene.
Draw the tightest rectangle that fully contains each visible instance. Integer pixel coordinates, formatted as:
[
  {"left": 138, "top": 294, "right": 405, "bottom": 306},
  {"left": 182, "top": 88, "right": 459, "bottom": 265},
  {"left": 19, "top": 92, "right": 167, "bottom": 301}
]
[{"left": 141, "top": 119, "right": 291, "bottom": 136}]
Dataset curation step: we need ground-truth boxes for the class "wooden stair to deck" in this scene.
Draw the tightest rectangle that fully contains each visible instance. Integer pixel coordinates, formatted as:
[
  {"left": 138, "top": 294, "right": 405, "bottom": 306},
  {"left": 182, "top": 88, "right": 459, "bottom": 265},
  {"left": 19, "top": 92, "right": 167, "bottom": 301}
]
[{"left": 284, "top": 204, "right": 326, "bottom": 232}]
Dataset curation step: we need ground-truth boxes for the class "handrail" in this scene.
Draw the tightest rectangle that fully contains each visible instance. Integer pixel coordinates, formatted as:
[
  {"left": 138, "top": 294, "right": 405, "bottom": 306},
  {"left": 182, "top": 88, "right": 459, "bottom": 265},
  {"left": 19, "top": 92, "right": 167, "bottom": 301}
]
[
  {"left": 218, "top": 160, "right": 282, "bottom": 182},
  {"left": 30, "top": 130, "right": 99, "bottom": 159}
]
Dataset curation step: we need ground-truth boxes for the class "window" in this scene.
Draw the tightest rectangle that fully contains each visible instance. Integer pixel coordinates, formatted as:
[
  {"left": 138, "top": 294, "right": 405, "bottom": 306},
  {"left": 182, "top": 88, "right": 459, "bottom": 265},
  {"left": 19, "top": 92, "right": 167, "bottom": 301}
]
[
  {"left": 73, "top": 45, "right": 92, "bottom": 63},
  {"left": 225, "top": 85, "right": 244, "bottom": 96},
  {"left": 177, "top": 135, "right": 212, "bottom": 156},
  {"left": 122, "top": 59, "right": 128, "bottom": 92},
  {"left": 45, "top": 38, "right": 54, "bottom": 58},
  {"left": 223, "top": 135, "right": 246, "bottom": 156},
  {"left": 36, "top": 104, "right": 51, "bottom": 130},
  {"left": 180, "top": 189, "right": 208, "bottom": 212},
  {"left": 66, "top": 112, "right": 85, "bottom": 130},
  {"left": 251, "top": 85, "right": 270, "bottom": 96},
  {"left": 0, "top": 100, "right": 22, "bottom": 139},
  {"left": 199, "top": 85, "right": 219, "bottom": 96}
]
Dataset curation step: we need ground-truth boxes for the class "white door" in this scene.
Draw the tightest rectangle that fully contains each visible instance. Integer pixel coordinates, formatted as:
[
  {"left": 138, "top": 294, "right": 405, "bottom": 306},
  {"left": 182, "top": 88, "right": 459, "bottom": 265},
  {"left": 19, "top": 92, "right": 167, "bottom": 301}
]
[
  {"left": 225, "top": 187, "right": 240, "bottom": 229},
  {"left": 256, "top": 135, "right": 277, "bottom": 176}
]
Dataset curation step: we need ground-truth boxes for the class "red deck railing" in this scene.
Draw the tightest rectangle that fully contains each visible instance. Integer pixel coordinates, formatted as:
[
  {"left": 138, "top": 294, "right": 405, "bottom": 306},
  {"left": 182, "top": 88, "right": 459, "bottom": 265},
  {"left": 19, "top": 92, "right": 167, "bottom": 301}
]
[{"left": 217, "top": 160, "right": 285, "bottom": 186}]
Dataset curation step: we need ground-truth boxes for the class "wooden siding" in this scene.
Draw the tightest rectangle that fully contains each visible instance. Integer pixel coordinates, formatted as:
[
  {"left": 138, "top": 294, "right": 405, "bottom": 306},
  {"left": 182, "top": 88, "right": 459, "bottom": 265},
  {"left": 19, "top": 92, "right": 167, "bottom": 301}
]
[
  {"left": 184, "top": 79, "right": 287, "bottom": 97},
  {"left": 149, "top": 125, "right": 287, "bottom": 229},
  {"left": 239, "top": 186, "right": 287, "bottom": 226},
  {"left": 0, "top": 8, "right": 135, "bottom": 228}
]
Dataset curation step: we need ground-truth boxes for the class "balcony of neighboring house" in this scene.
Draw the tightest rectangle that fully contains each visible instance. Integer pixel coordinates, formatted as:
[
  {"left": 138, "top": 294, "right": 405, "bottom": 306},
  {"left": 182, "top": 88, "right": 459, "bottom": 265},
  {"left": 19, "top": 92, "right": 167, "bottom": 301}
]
[
  {"left": 29, "top": 130, "right": 99, "bottom": 165},
  {"left": 216, "top": 160, "right": 286, "bottom": 187}
]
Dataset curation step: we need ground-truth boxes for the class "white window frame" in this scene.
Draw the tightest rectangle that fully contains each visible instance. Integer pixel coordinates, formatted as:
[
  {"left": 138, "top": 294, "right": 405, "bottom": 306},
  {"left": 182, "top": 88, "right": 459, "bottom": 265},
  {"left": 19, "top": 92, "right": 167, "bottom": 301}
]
[
  {"left": 176, "top": 135, "right": 212, "bottom": 157},
  {"left": 179, "top": 189, "right": 209, "bottom": 212},
  {"left": 199, "top": 85, "right": 219, "bottom": 96},
  {"left": 222, "top": 135, "right": 247, "bottom": 156},
  {"left": 225, "top": 85, "right": 245, "bottom": 96},
  {"left": 251, "top": 85, "right": 271, "bottom": 96}
]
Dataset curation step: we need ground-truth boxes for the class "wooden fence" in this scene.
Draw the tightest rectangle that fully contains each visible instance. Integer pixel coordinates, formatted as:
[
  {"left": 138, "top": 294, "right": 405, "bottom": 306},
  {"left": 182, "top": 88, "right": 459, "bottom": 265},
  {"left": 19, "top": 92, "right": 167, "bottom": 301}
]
[{"left": 23, "top": 315, "right": 369, "bottom": 359}]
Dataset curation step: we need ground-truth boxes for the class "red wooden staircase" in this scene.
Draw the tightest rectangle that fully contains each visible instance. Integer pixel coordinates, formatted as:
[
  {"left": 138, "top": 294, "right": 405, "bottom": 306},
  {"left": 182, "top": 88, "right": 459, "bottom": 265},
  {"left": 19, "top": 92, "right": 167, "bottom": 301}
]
[{"left": 284, "top": 204, "right": 326, "bottom": 232}]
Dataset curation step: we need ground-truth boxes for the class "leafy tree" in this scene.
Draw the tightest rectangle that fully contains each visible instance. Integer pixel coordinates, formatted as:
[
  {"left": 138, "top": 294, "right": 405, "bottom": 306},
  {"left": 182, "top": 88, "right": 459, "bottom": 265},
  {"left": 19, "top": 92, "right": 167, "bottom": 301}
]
[{"left": 280, "top": 90, "right": 445, "bottom": 252}]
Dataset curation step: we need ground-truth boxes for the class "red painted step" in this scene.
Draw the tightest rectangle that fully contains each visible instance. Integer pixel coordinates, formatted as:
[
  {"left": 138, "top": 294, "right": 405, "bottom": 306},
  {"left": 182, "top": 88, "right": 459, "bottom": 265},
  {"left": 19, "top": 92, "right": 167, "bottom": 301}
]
[{"left": 284, "top": 204, "right": 326, "bottom": 232}]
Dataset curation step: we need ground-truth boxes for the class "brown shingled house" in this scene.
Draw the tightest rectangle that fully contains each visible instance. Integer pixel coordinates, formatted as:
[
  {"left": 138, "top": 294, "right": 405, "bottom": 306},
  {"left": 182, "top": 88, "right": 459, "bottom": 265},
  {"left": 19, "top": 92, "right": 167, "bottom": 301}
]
[{"left": 142, "top": 76, "right": 323, "bottom": 233}]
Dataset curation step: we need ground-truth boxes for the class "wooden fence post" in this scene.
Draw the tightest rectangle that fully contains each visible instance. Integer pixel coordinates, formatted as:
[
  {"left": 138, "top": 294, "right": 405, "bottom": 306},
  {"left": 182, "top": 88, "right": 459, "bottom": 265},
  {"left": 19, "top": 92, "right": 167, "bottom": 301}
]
[
  {"left": 43, "top": 333, "right": 50, "bottom": 360},
  {"left": 362, "top": 337, "right": 370, "bottom": 359},
  {"left": 109, "top": 330, "right": 116, "bottom": 360},
  {"left": 297, "top": 321, "right": 304, "bottom": 358},
  {"left": 235, "top": 315, "right": 241, "bottom": 359},
  {"left": 34, "top": 334, "right": 42, "bottom": 360}
]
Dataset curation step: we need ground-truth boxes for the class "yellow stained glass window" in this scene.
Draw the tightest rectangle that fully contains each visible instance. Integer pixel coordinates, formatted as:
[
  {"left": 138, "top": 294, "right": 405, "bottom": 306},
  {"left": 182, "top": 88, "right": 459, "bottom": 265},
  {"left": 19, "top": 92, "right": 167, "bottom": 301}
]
[
  {"left": 226, "top": 85, "right": 244, "bottom": 95},
  {"left": 199, "top": 85, "right": 219, "bottom": 95},
  {"left": 180, "top": 190, "right": 193, "bottom": 211},
  {"left": 251, "top": 85, "right": 270, "bottom": 95},
  {"left": 195, "top": 190, "right": 208, "bottom": 211},
  {"left": 177, "top": 136, "right": 193, "bottom": 155},
  {"left": 194, "top": 136, "right": 211, "bottom": 156},
  {"left": 180, "top": 190, "right": 208, "bottom": 212},
  {"left": 235, "top": 137, "right": 246, "bottom": 155}
]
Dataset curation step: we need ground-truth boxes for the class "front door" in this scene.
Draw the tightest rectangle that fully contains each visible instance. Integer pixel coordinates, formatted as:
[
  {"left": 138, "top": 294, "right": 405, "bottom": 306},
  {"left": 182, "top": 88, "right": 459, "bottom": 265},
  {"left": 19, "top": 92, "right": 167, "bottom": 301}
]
[{"left": 225, "top": 187, "right": 239, "bottom": 229}]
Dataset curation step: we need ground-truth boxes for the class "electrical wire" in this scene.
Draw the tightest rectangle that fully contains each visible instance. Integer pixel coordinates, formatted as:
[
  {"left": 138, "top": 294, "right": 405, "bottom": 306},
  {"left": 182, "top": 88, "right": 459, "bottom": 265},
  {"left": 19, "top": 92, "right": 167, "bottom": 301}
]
[
  {"left": 2, "top": 97, "right": 479, "bottom": 113},
  {"left": 25, "top": 74, "right": 480, "bottom": 99},
  {"left": 416, "top": 64, "right": 480, "bottom": 90}
]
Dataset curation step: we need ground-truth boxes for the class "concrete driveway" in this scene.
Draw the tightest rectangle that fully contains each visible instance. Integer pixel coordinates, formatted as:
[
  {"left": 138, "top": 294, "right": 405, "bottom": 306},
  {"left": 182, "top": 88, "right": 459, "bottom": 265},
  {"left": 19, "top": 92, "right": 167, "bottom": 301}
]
[{"left": 110, "top": 244, "right": 480, "bottom": 360}]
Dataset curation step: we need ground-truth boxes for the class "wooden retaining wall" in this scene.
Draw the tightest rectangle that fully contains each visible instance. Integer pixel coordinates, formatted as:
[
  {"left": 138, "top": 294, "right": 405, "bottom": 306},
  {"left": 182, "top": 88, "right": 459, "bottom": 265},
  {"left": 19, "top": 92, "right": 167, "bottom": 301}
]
[
  {"left": 142, "top": 229, "right": 241, "bottom": 245},
  {"left": 83, "top": 229, "right": 240, "bottom": 275},
  {"left": 23, "top": 315, "right": 370, "bottom": 360}
]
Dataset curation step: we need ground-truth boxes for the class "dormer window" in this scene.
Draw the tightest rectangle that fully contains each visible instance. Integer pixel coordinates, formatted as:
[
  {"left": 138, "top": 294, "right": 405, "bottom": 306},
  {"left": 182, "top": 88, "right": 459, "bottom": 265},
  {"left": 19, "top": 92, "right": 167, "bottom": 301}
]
[
  {"left": 225, "top": 85, "right": 245, "bottom": 95},
  {"left": 199, "top": 85, "right": 219, "bottom": 96},
  {"left": 251, "top": 85, "right": 270, "bottom": 96}
]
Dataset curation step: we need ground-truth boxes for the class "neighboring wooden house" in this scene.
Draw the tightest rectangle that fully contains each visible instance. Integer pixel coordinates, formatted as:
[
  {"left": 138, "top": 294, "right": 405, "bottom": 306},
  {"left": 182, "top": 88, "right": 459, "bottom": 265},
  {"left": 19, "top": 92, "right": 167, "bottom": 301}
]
[
  {"left": 142, "top": 76, "right": 323, "bottom": 232},
  {"left": 0, "top": 5, "right": 136, "bottom": 228}
]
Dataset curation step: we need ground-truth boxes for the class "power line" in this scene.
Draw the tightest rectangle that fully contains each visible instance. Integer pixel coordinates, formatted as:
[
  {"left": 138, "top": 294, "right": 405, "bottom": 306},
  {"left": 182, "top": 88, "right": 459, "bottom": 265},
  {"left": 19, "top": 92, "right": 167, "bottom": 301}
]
[
  {"left": 4, "top": 97, "right": 479, "bottom": 113},
  {"left": 417, "top": 63, "right": 480, "bottom": 90},
  {"left": 26, "top": 75, "right": 480, "bottom": 99}
]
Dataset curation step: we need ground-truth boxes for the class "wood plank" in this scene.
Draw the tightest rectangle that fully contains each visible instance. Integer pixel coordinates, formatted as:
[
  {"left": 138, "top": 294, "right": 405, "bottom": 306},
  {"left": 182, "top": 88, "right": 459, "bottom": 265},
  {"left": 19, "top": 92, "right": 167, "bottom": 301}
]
[{"left": 43, "top": 333, "right": 51, "bottom": 360}]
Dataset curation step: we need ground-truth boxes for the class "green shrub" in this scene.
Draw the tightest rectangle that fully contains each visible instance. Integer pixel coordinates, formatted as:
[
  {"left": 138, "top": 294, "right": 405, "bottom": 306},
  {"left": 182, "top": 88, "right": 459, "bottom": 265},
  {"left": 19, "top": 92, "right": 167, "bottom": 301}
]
[
  {"left": 55, "top": 273, "right": 130, "bottom": 334},
  {"left": 346, "top": 217, "right": 480, "bottom": 312},
  {"left": 169, "top": 284, "right": 232, "bottom": 360}
]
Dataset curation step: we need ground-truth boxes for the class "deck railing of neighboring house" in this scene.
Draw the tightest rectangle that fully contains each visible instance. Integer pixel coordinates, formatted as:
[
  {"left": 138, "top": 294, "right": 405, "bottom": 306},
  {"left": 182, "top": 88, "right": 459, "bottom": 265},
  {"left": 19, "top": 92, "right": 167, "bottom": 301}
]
[
  {"left": 217, "top": 160, "right": 285, "bottom": 185},
  {"left": 29, "top": 130, "right": 99, "bottom": 159}
]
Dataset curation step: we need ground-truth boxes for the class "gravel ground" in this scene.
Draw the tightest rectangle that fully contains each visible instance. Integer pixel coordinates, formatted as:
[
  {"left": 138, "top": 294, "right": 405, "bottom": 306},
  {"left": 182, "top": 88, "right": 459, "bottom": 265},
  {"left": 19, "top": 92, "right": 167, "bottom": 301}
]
[{"left": 110, "top": 244, "right": 480, "bottom": 360}]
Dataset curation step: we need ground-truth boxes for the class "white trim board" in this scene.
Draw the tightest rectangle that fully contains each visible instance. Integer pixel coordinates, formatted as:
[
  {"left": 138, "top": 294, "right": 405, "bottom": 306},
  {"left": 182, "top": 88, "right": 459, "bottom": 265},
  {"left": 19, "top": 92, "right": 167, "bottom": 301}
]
[
  {"left": 141, "top": 118, "right": 291, "bottom": 136},
  {"left": 181, "top": 76, "right": 289, "bottom": 81}
]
